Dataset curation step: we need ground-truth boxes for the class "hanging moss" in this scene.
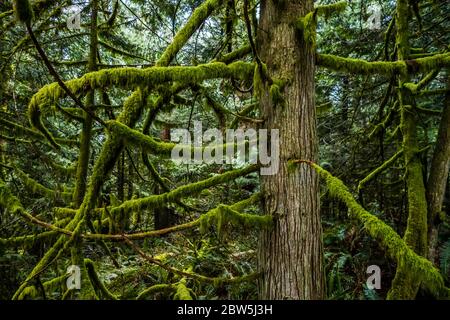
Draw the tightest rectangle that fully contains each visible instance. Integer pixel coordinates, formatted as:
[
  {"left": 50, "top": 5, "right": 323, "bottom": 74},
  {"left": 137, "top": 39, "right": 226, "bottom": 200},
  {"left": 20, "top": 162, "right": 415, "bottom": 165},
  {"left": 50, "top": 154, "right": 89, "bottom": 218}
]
[
  {"left": 13, "top": 0, "right": 34, "bottom": 24},
  {"left": 84, "top": 258, "right": 119, "bottom": 300},
  {"left": 156, "top": 0, "right": 225, "bottom": 66},
  {"left": 291, "top": 161, "right": 449, "bottom": 298}
]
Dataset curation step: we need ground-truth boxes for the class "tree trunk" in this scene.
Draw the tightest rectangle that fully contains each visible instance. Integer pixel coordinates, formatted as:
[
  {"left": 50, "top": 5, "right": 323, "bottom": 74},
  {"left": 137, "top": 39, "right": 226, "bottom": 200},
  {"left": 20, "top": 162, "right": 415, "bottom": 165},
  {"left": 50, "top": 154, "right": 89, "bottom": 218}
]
[
  {"left": 257, "top": 0, "right": 324, "bottom": 299},
  {"left": 387, "top": 0, "right": 428, "bottom": 299}
]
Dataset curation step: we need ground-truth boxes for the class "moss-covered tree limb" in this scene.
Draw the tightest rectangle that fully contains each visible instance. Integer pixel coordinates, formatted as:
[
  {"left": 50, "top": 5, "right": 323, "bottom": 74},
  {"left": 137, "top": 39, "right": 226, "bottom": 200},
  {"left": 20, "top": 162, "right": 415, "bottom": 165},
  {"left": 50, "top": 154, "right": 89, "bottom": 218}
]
[
  {"left": 316, "top": 53, "right": 450, "bottom": 76},
  {"left": 107, "top": 165, "right": 259, "bottom": 216},
  {"left": 28, "top": 61, "right": 254, "bottom": 146},
  {"left": 156, "top": 0, "right": 225, "bottom": 67},
  {"left": 0, "top": 118, "right": 78, "bottom": 147},
  {"left": 12, "top": 88, "right": 147, "bottom": 300},
  {"left": 357, "top": 149, "right": 403, "bottom": 192},
  {"left": 215, "top": 45, "right": 252, "bottom": 64},
  {"left": 403, "top": 69, "right": 440, "bottom": 94},
  {"left": 124, "top": 236, "right": 259, "bottom": 286},
  {"left": 388, "top": 0, "right": 429, "bottom": 300},
  {"left": 136, "top": 284, "right": 176, "bottom": 300},
  {"left": 14, "top": 166, "right": 72, "bottom": 202},
  {"left": 73, "top": 0, "right": 99, "bottom": 209},
  {"left": 296, "top": 1, "right": 347, "bottom": 46},
  {"left": 84, "top": 258, "right": 119, "bottom": 300},
  {"left": 17, "top": 194, "right": 263, "bottom": 241}
]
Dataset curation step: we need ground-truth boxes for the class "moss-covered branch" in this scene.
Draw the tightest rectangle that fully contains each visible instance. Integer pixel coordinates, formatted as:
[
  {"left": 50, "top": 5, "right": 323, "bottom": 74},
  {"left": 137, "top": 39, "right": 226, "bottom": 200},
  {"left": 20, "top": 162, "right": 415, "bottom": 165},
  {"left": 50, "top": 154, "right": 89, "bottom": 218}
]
[
  {"left": 84, "top": 258, "right": 119, "bottom": 300},
  {"left": 297, "top": 1, "right": 347, "bottom": 46},
  {"left": 28, "top": 61, "right": 254, "bottom": 145},
  {"left": 157, "top": 0, "right": 225, "bottom": 66},
  {"left": 124, "top": 236, "right": 259, "bottom": 286},
  {"left": 14, "top": 166, "right": 72, "bottom": 202},
  {"left": 316, "top": 53, "right": 450, "bottom": 76},
  {"left": 316, "top": 54, "right": 407, "bottom": 76},
  {"left": 108, "top": 165, "right": 259, "bottom": 216},
  {"left": 290, "top": 160, "right": 449, "bottom": 298},
  {"left": 136, "top": 284, "right": 176, "bottom": 300},
  {"left": 357, "top": 149, "right": 403, "bottom": 192}
]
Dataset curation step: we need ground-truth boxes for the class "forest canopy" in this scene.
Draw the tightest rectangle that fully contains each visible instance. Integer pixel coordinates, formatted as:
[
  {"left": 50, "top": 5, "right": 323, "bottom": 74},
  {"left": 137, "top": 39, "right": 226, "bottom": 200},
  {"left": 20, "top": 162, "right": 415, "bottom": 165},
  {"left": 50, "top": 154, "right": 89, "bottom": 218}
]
[{"left": 0, "top": 0, "right": 449, "bottom": 300}]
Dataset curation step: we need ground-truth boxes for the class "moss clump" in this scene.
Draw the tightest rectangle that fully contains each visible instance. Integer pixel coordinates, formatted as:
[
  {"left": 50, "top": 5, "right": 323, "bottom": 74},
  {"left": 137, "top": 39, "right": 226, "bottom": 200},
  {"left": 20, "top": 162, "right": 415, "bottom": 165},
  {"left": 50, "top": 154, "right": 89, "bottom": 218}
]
[
  {"left": 269, "top": 78, "right": 287, "bottom": 108},
  {"left": 13, "top": 0, "right": 34, "bottom": 24}
]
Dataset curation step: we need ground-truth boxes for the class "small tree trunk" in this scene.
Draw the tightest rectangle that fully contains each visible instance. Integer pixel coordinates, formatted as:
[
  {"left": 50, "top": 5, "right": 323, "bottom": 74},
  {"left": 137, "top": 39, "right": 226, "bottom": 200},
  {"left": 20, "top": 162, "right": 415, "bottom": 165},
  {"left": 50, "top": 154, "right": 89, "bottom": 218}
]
[{"left": 427, "top": 71, "right": 450, "bottom": 263}]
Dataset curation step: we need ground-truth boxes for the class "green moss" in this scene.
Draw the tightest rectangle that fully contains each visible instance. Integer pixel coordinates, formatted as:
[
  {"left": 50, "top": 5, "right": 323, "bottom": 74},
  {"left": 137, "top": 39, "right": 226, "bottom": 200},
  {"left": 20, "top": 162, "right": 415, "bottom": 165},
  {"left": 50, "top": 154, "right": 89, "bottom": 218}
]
[
  {"left": 297, "top": 1, "right": 347, "bottom": 46},
  {"left": 157, "top": 0, "right": 225, "bottom": 66},
  {"left": 316, "top": 54, "right": 408, "bottom": 76},
  {"left": 109, "top": 165, "right": 259, "bottom": 216},
  {"left": 412, "top": 53, "right": 450, "bottom": 72},
  {"left": 357, "top": 149, "right": 403, "bottom": 192},
  {"left": 28, "top": 62, "right": 254, "bottom": 140},
  {"left": 106, "top": 120, "right": 175, "bottom": 156},
  {"left": 216, "top": 45, "right": 252, "bottom": 64},
  {"left": 13, "top": 0, "right": 33, "bottom": 24},
  {"left": 269, "top": 78, "right": 287, "bottom": 108},
  {"left": 136, "top": 284, "right": 175, "bottom": 300},
  {"left": 173, "top": 280, "right": 193, "bottom": 300},
  {"left": 199, "top": 202, "right": 272, "bottom": 236}
]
